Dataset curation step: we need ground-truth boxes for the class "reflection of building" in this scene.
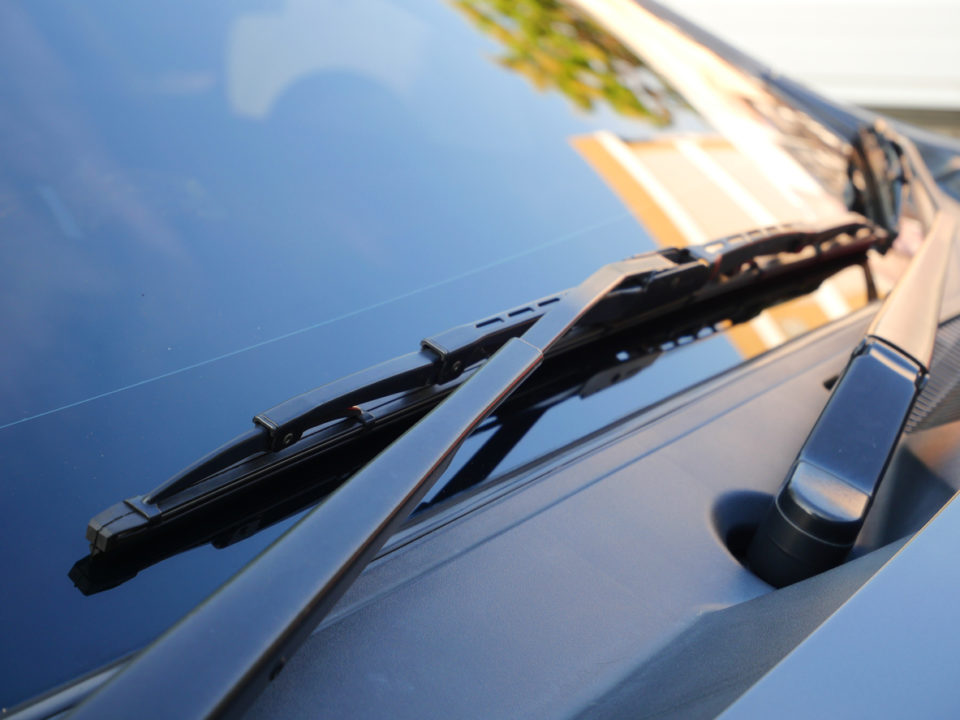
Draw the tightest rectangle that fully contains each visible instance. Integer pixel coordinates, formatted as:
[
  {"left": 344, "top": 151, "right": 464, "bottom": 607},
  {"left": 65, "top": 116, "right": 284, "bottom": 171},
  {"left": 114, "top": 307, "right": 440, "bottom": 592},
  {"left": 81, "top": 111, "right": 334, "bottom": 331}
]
[{"left": 572, "top": 130, "right": 870, "bottom": 357}]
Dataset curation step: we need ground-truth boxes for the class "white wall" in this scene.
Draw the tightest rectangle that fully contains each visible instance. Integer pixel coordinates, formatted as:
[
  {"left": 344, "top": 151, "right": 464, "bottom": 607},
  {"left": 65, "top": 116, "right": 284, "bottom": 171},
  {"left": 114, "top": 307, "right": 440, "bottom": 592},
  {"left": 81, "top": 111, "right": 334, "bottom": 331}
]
[{"left": 660, "top": 0, "right": 960, "bottom": 110}]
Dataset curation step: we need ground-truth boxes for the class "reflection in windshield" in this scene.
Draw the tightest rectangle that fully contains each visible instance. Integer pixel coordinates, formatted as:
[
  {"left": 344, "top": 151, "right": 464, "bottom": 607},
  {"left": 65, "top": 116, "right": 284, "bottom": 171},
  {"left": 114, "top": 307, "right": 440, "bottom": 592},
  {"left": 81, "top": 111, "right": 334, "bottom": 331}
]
[
  {"left": 572, "top": 130, "right": 877, "bottom": 355},
  {"left": 452, "top": 0, "right": 679, "bottom": 124},
  {"left": 447, "top": 0, "right": 886, "bottom": 360},
  {"left": 227, "top": 0, "right": 427, "bottom": 119}
]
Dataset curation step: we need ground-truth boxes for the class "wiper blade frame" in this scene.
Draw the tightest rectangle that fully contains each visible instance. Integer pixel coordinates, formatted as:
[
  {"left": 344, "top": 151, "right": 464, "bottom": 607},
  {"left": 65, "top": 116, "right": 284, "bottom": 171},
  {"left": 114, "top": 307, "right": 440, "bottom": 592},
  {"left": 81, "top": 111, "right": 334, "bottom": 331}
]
[
  {"left": 70, "top": 250, "right": 869, "bottom": 596},
  {"left": 88, "top": 213, "right": 881, "bottom": 556}
]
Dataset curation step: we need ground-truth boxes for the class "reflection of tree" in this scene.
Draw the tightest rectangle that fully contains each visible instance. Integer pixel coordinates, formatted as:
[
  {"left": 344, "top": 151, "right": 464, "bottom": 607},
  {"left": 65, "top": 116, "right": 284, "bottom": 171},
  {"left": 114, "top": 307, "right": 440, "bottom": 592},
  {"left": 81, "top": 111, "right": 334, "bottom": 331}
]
[{"left": 453, "top": 0, "right": 675, "bottom": 124}]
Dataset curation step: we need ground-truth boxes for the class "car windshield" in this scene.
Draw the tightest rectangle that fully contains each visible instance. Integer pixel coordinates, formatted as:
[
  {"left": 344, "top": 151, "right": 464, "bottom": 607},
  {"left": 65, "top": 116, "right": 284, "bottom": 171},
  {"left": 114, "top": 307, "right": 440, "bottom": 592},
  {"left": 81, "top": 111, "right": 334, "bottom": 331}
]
[{"left": 0, "top": 0, "right": 911, "bottom": 709}]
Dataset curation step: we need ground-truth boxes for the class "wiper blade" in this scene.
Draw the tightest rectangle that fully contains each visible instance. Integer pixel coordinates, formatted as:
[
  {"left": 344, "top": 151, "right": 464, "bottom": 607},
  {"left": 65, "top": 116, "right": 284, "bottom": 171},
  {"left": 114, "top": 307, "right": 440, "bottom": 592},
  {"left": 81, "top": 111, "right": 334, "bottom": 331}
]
[
  {"left": 70, "top": 250, "right": 867, "bottom": 595},
  {"left": 70, "top": 213, "right": 887, "bottom": 719},
  {"left": 86, "top": 213, "right": 880, "bottom": 556}
]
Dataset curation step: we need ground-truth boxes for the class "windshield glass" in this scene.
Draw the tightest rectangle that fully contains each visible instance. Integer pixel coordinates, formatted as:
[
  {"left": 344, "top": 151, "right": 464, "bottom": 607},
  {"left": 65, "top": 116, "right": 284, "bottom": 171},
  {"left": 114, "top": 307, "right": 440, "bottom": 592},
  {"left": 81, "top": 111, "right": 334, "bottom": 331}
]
[{"left": 0, "top": 0, "right": 907, "bottom": 708}]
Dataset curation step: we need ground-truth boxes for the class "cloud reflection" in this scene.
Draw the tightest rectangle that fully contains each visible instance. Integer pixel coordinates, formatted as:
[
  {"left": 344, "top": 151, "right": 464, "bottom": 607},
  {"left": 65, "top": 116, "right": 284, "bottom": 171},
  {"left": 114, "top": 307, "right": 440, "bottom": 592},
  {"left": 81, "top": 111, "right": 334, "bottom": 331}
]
[{"left": 227, "top": 0, "right": 427, "bottom": 119}]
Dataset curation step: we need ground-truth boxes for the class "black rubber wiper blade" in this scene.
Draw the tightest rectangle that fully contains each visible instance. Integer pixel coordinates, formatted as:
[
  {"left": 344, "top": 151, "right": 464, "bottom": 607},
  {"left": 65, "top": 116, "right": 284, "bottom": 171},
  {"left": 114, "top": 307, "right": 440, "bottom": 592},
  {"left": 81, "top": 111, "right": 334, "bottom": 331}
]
[
  {"left": 70, "top": 249, "right": 867, "bottom": 596},
  {"left": 86, "top": 212, "right": 882, "bottom": 556},
  {"left": 70, "top": 213, "right": 887, "bottom": 720},
  {"left": 154, "top": 352, "right": 441, "bottom": 500}
]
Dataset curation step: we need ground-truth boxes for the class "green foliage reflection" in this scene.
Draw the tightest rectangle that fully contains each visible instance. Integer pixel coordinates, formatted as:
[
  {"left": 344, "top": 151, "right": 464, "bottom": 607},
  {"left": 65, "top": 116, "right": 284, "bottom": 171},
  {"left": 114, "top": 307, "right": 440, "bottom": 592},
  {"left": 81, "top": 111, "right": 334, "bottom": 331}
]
[{"left": 453, "top": 0, "right": 675, "bottom": 125}]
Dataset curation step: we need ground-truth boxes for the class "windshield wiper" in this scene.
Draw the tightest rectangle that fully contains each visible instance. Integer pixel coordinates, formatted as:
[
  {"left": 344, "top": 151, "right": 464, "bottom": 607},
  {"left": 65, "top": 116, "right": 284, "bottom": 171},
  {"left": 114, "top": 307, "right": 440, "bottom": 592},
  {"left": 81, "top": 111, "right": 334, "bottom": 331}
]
[
  {"left": 69, "top": 250, "right": 869, "bottom": 595},
  {"left": 85, "top": 212, "right": 880, "bottom": 558},
  {"left": 69, "top": 209, "right": 889, "bottom": 719},
  {"left": 747, "top": 126, "right": 955, "bottom": 586}
]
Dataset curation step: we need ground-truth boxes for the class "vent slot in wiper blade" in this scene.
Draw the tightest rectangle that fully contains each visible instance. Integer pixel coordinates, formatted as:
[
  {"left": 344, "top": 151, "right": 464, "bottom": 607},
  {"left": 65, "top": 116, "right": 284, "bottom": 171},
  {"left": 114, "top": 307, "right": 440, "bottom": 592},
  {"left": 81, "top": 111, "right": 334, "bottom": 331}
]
[{"left": 86, "top": 213, "right": 883, "bottom": 557}]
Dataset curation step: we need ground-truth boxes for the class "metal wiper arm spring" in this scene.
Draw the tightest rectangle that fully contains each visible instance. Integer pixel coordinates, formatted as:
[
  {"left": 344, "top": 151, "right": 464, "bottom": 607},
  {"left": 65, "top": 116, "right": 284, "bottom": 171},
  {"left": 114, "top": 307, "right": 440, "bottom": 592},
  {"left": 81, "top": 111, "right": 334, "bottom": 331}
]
[{"left": 70, "top": 213, "right": 887, "bottom": 720}]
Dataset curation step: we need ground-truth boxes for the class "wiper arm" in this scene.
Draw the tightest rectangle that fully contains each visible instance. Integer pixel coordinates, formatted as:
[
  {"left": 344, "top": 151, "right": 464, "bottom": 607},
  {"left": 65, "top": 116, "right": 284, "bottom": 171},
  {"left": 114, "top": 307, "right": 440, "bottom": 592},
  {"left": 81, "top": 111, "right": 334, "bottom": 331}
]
[
  {"left": 70, "top": 213, "right": 888, "bottom": 719},
  {"left": 87, "top": 213, "right": 879, "bottom": 556},
  {"left": 747, "top": 126, "right": 955, "bottom": 587}
]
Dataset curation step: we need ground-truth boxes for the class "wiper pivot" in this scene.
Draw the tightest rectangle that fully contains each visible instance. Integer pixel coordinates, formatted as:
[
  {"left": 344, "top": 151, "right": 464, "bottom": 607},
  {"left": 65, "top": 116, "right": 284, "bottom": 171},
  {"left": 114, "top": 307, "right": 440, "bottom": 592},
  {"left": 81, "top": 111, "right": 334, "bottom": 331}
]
[
  {"left": 748, "top": 129, "right": 953, "bottom": 587},
  {"left": 747, "top": 337, "right": 925, "bottom": 587}
]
